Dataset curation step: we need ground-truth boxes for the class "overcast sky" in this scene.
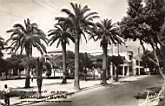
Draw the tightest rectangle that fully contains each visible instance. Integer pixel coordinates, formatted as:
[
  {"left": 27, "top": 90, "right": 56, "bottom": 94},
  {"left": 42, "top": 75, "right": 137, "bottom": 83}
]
[{"left": 0, "top": 0, "right": 143, "bottom": 57}]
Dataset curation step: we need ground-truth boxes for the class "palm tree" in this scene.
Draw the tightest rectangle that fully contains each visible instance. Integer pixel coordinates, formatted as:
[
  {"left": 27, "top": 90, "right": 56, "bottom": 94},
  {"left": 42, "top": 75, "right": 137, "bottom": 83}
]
[
  {"left": 48, "top": 21, "right": 74, "bottom": 84},
  {"left": 56, "top": 2, "right": 98, "bottom": 89},
  {"left": 90, "top": 19, "right": 123, "bottom": 85},
  {"left": 6, "top": 18, "right": 48, "bottom": 88}
]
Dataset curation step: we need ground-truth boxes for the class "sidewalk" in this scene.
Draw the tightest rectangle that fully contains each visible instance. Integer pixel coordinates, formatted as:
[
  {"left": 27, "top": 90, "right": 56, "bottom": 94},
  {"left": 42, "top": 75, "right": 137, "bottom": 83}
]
[{"left": 0, "top": 75, "right": 149, "bottom": 106}]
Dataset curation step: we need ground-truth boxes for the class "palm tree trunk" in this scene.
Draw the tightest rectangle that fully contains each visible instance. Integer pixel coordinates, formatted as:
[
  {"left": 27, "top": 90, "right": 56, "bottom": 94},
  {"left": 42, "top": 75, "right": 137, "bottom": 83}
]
[
  {"left": 25, "top": 67, "right": 31, "bottom": 88},
  {"left": 115, "top": 44, "right": 120, "bottom": 81},
  {"left": 18, "top": 69, "right": 21, "bottom": 79},
  {"left": 115, "top": 65, "right": 119, "bottom": 81},
  {"left": 102, "top": 46, "right": 107, "bottom": 85},
  {"left": 62, "top": 43, "right": 67, "bottom": 84},
  {"left": 152, "top": 43, "right": 165, "bottom": 80},
  {"left": 5, "top": 71, "right": 8, "bottom": 80},
  {"left": 152, "top": 44, "right": 165, "bottom": 99},
  {"left": 74, "top": 37, "right": 80, "bottom": 90},
  {"left": 25, "top": 45, "right": 32, "bottom": 88},
  {"left": 159, "top": 46, "right": 165, "bottom": 99}
]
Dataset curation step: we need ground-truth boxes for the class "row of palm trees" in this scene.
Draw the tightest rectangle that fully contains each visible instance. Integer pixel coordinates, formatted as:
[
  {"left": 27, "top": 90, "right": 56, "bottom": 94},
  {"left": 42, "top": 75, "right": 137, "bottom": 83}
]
[{"left": 5, "top": 2, "right": 123, "bottom": 89}]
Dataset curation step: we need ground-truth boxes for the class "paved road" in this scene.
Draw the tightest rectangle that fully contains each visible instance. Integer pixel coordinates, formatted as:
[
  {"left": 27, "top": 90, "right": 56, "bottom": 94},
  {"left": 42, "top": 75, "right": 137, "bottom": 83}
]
[{"left": 30, "top": 75, "right": 163, "bottom": 106}]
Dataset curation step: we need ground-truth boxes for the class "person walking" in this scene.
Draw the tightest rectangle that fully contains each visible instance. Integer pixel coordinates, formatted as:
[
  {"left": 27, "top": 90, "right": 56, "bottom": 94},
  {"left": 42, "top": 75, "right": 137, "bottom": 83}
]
[{"left": 3, "top": 84, "right": 10, "bottom": 106}]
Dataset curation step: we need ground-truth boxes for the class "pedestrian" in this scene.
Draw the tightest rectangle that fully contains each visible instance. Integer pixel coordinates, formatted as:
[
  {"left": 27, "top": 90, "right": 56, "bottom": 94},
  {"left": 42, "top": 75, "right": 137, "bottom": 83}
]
[{"left": 3, "top": 84, "right": 10, "bottom": 106}]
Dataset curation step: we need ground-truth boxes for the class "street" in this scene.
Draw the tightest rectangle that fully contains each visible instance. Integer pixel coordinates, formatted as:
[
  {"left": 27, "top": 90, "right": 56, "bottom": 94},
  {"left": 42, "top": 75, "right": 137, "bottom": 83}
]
[{"left": 29, "top": 75, "right": 163, "bottom": 106}]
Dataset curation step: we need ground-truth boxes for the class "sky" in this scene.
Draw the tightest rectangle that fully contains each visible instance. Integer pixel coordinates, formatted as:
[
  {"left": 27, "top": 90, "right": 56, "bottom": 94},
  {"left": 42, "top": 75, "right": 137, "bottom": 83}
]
[{"left": 0, "top": 0, "right": 144, "bottom": 57}]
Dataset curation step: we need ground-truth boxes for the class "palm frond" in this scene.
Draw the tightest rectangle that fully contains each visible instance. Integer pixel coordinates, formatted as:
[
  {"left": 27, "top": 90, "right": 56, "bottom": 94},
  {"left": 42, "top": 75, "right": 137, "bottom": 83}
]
[
  {"left": 49, "top": 35, "right": 60, "bottom": 46},
  {"left": 13, "top": 42, "right": 20, "bottom": 54},
  {"left": 34, "top": 44, "right": 44, "bottom": 55},
  {"left": 56, "top": 39, "right": 61, "bottom": 48},
  {"left": 33, "top": 28, "right": 48, "bottom": 45},
  {"left": 31, "top": 23, "right": 38, "bottom": 28},
  {"left": 13, "top": 24, "right": 26, "bottom": 32},
  {"left": 84, "top": 12, "right": 98, "bottom": 20},
  {"left": 55, "top": 17, "right": 68, "bottom": 22},
  {"left": 20, "top": 42, "right": 25, "bottom": 55},
  {"left": 67, "top": 34, "right": 75, "bottom": 43},
  {"left": 61, "top": 9, "right": 75, "bottom": 18},
  {"left": 6, "top": 29, "right": 16, "bottom": 33},
  {"left": 48, "top": 29, "right": 57, "bottom": 34},
  {"left": 81, "top": 32, "right": 87, "bottom": 43},
  {"left": 96, "top": 22, "right": 104, "bottom": 29},
  {"left": 70, "top": 2, "right": 78, "bottom": 15},
  {"left": 38, "top": 43, "right": 47, "bottom": 54},
  {"left": 48, "top": 30, "right": 59, "bottom": 36},
  {"left": 86, "top": 16, "right": 100, "bottom": 21},
  {"left": 81, "top": 5, "right": 90, "bottom": 14}
]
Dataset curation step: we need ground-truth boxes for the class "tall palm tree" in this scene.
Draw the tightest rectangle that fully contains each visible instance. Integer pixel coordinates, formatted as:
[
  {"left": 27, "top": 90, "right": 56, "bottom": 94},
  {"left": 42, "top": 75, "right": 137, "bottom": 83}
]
[
  {"left": 90, "top": 19, "right": 123, "bottom": 85},
  {"left": 48, "top": 21, "right": 74, "bottom": 84},
  {"left": 56, "top": 2, "right": 99, "bottom": 89},
  {"left": 6, "top": 18, "right": 48, "bottom": 88}
]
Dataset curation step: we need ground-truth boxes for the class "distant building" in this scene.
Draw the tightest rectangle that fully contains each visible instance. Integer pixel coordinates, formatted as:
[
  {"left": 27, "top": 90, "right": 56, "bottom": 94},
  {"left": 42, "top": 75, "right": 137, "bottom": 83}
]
[
  {"left": 90, "top": 47, "right": 145, "bottom": 78},
  {"left": 119, "top": 50, "right": 144, "bottom": 76}
]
